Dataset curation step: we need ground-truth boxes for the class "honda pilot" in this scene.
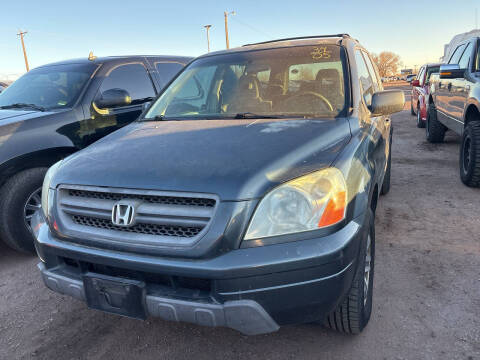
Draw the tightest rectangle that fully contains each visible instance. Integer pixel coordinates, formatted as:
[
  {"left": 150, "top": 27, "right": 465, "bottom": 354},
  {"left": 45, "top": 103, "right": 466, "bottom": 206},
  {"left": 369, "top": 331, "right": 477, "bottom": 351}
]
[{"left": 32, "top": 35, "right": 404, "bottom": 335}]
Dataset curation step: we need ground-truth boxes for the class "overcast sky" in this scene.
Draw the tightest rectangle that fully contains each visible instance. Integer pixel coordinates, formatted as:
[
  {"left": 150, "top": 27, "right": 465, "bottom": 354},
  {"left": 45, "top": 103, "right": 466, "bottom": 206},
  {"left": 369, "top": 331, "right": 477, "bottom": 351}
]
[{"left": 0, "top": 0, "right": 478, "bottom": 78}]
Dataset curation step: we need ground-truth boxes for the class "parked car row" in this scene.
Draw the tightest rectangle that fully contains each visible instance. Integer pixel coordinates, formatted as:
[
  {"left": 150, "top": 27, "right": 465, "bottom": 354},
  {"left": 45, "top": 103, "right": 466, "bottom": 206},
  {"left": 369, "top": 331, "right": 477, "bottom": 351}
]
[
  {"left": 411, "top": 35, "right": 480, "bottom": 187},
  {"left": 381, "top": 76, "right": 403, "bottom": 82},
  {"left": 410, "top": 63, "right": 440, "bottom": 128},
  {"left": 1, "top": 34, "right": 405, "bottom": 335},
  {"left": 405, "top": 74, "right": 416, "bottom": 83}
]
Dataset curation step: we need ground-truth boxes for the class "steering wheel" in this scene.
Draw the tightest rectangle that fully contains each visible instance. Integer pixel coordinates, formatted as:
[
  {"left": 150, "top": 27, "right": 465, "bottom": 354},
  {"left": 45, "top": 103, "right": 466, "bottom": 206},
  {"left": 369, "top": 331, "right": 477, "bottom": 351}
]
[{"left": 282, "top": 91, "right": 334, "bottom": 112}]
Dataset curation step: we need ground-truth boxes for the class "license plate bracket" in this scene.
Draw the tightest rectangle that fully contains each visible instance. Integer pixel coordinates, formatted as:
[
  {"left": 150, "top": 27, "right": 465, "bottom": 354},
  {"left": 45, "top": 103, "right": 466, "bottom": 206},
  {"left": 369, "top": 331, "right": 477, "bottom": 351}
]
[{"left": 83, "top": 273, "right": 146, "bottom": 320}]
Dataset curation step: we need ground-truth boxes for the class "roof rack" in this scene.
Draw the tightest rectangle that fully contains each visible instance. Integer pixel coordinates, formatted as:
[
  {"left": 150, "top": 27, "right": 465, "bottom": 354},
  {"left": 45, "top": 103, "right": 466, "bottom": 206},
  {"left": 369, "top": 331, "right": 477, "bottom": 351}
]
[{"left": 243, "top": 34, "right": 351, "bottom": 47}]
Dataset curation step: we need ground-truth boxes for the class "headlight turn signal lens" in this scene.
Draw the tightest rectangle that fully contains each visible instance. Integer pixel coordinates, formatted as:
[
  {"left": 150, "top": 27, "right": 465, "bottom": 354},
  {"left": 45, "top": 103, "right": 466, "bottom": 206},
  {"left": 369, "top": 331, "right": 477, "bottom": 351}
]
[
  {"left": 244, "top": 167, "right": 347, "bottom": 240},
  {"left": 41, "top": 160, "right": 63, "bottom": 219}
]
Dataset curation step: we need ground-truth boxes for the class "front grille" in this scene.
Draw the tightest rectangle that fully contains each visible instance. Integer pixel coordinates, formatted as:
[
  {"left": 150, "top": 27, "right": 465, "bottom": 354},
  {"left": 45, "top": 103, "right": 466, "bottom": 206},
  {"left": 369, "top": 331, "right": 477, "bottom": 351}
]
[
  {"left": 72, "top": 215, "right": 202, "bottom": 237},
  {"left": 68, "top": 189, "right": 216, "bottom": 207},
  {"left": 56, "top": 185, "right": 218, "bottom": 251}
]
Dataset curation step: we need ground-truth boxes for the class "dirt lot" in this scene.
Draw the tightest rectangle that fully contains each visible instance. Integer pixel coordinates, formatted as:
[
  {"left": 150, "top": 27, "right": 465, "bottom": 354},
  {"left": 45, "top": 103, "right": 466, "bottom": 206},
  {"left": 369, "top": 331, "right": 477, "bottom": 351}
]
[{"left": 0, "top": 86, "right": 479, "bottom": 360}]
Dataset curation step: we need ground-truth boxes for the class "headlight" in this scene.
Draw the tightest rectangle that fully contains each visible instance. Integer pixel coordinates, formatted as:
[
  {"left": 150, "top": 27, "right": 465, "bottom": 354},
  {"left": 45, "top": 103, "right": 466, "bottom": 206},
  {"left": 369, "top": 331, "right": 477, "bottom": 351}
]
[
  {"left": 41, "top": 160, "right": 62, "bottom": 218},
  {"left": 244, "top": 168, "right": 347, "bottom": 240}
]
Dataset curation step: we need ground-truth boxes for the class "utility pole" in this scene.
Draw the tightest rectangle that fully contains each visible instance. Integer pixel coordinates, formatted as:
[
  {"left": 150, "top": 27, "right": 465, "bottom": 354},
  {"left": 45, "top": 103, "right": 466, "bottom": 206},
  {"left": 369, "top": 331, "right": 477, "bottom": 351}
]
[
  {"left": 224, "top": 10, "right": 235, "bottom": 49},
  {"left": 204, "top": 25, "right": 212, "bottom": 52},
  {"left": 17, "top": 30, "right": 30, "bottom": 72}
]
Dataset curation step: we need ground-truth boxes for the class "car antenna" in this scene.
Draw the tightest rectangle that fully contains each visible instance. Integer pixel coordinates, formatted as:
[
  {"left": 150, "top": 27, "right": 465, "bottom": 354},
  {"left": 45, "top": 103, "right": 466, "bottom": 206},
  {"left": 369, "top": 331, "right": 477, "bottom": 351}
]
[{"left": 88, "top": 51, "right": 97, "bottom": 61}]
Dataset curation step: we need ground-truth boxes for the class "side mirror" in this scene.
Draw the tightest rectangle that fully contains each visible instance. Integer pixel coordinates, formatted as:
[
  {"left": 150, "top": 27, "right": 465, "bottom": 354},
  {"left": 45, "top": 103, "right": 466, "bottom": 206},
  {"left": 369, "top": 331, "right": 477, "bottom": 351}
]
[
  {"left": 370, "top": 90, "right": 405, "bottom": 116},
  {"left": 411, "top": 79, "right": 420, "bottom": 87},
  {"left": 94, "top": 88, "right": 132, "bottom": 110},
  {"left": 439, "top": 64, "right": 465, "bottom": 79}
]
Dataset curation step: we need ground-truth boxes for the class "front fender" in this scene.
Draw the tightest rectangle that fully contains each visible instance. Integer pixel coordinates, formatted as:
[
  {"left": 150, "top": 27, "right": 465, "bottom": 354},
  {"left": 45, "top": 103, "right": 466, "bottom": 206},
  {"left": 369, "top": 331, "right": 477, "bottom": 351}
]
[
  {"left": 0, "top": 110, "right": 81, "bottom": 185},
  {"left": 333, "top": 121, "right": 378, "bottom": 220},
  {"left": 0, "top": 147, "right": 78, "bottom": 187}
]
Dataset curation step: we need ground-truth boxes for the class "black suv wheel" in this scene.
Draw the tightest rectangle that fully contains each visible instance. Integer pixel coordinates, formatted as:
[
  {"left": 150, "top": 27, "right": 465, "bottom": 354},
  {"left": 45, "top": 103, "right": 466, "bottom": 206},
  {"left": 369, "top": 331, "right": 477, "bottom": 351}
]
[
  {"left": 0, "top": 168, "right": 47, "bottom": 253},
  {"left": 460, "top": 121, "right": 480, "bottom": 187},
  {"left": 426, "top": 104, "right": 446, "bottom": 143},
  {"left": 325, "top": 209, "right": 375, "bottom": 334}
]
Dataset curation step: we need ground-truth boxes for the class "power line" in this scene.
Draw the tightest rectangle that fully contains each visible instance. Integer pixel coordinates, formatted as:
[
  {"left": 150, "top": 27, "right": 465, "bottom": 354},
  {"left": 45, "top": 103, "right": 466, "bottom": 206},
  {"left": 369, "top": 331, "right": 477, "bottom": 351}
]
[{"left": 230, "top": 17, "right": 272, "bottom": 39}]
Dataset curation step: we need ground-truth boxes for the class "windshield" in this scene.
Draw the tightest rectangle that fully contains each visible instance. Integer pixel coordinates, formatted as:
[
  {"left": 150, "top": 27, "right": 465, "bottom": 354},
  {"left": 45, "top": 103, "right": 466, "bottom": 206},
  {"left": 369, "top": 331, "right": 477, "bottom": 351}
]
[
  {"left": 0, "top": 63, "right": 97, "bottom": 110},
  {"left": 145, "top": 45, "right": 347, "bottom": 120}
]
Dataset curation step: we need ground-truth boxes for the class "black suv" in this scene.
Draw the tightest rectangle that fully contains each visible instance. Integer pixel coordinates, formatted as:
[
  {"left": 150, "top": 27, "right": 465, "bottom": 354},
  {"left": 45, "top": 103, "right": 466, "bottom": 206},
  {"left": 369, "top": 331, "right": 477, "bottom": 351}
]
[
  {"left": 33, "top": 35, "right": 404, "bottom": 335},
  {"left": 0, "top": 55, "right": 191, "bottom": 252},
  {"left": 428, "top": 37, "right": 480, "bottom": 187}
]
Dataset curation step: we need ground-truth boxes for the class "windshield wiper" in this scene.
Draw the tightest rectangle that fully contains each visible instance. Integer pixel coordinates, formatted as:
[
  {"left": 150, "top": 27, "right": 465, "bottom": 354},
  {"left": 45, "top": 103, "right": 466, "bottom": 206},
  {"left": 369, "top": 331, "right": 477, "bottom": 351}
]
[
  {"left": 233, "top": 112, "right": 283, "bottom": 119},
  {"left": 142, "top": 115, "right": 181, "bottom": 121},
  {"left": 0, "top": 103, "right": 46, "bottom": 112}
]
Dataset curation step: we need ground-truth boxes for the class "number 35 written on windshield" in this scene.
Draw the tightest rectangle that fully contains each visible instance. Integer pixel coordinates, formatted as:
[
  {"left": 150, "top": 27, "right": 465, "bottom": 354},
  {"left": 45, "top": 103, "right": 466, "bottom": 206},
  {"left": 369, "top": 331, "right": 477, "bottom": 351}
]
[{"left": 311, "top": 47, "right": 332, "bottom": 60}]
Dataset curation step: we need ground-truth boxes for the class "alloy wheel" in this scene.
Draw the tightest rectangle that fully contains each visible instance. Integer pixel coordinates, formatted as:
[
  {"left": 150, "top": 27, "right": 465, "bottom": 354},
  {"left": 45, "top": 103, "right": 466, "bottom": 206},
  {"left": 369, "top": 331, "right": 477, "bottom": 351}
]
[
  {"left": 24, "top": 187, "right": 42, "bottom": 230},
  {"left": 463, "top": 135, "right": 472, "bottom": 174},
  {"left": 363, "top": 234, "right": 372, "bottom": 305},
  {"left": 426, "top": 113, "right": 430, "bottom": 138}
]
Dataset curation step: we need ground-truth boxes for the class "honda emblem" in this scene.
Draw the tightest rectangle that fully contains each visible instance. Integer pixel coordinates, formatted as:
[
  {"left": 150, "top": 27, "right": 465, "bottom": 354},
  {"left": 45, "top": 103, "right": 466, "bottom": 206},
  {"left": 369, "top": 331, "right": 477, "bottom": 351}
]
[{"left": 112, "top": 202, "right": 136, "bottom": 227}]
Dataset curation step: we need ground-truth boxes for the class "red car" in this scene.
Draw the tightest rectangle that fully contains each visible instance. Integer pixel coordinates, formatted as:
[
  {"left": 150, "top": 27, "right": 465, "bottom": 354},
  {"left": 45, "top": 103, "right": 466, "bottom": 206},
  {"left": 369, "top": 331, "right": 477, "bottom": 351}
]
[{"left": 410, "top": 63, "right": 441, "bottom": 128}]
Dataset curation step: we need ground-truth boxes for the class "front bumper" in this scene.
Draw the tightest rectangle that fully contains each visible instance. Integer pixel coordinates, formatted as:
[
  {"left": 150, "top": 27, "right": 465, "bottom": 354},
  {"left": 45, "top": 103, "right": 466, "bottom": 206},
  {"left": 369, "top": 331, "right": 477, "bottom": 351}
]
[
  {"left": 33, "top": 211, "right": 367, "bottom": 335},
  {"left": 38, "top": 262, "right": 278, "bottom": 335}
]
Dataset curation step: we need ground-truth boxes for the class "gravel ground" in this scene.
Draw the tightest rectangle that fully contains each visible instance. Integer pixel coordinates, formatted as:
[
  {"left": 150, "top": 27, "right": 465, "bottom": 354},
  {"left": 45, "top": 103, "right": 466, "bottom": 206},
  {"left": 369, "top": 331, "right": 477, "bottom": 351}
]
[{"left": 1, "top": 86, "right": 479, "bottom": 360}]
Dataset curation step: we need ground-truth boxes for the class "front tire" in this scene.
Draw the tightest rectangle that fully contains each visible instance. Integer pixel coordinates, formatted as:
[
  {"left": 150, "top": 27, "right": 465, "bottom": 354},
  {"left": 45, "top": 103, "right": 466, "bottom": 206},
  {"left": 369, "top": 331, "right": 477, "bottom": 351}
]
[
  {"left": 426, "top": 104, "right": 446, "bottom": 143},
  {"left": 325, "top": 209, "right": 375, "bottom": 334},
  {"left": 460, "top": 121, "right": 480, "bottom": 187},
  {"left": 410, "top": 100, "right": 415, "bottom": 116},
  {"left": 381, "top": 138, "right": 392, "bottom": 195},
  {"left": 0, "top": 168, "right": 47, "bottom": 253},
  {"left": 416, "top": 104, "right": 425, "bottom": 128}
]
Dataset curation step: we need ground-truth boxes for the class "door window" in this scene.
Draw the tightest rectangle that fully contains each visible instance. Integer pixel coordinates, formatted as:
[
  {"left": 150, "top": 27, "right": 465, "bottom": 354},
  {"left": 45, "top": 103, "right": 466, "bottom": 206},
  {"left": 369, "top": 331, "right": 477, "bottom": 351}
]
[
  {"left": 476, "top": 40, "right": 480, "bottom": 71},
  {"left": 362, "top": 52, "right": 381, "bottom": 91},
  {"left": 449, "top": 44, "right": 467, "bottom": 65},
  {"left": 100, "top": 63, "right": 155, "bottom": 105},
  {"left": 355, "top": 50, "right": 375, "bottom": 106},
  {"left": 155, "top": 62, "right": 185, "bottom": 89},
  {"left": 458, "top": 42, "right": 473, "bottom": 70}
]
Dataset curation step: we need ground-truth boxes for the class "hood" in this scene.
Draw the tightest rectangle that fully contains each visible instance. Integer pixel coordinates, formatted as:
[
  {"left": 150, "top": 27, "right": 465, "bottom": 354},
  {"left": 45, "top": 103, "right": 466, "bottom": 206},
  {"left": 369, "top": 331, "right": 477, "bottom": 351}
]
[
  {"left": 55, "top": 118, "right": 351, "bottom": 200},
  {"left": 0, "top": 108, "right": 62, "bottom": 127},
  {"left": 0, "top": 109, "right": 38, "bottom": 122}
]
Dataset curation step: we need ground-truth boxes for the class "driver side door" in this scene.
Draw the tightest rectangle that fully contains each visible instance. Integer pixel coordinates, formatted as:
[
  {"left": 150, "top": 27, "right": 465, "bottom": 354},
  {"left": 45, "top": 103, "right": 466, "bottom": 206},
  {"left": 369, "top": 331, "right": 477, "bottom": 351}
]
[
  {"left": 355, "top": 49, "right": 388, "bottom": 184},
  {"left": 82, "top": 62, "right": 156, "bottom": 147}
]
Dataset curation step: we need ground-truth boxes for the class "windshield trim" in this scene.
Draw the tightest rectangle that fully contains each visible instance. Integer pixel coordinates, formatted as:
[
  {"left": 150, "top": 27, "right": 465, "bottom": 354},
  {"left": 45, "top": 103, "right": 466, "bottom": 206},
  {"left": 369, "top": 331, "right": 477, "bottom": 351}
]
[{"left": 142, "top": 112, "right": 343, "bottom": 122}]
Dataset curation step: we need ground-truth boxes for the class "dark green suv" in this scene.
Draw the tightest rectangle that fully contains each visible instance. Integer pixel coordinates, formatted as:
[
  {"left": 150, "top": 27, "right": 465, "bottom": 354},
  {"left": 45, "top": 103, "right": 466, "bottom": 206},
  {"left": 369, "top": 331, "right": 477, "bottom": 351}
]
[{"left": 33, "top": 35, "right": 404, "bottom": 335}]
